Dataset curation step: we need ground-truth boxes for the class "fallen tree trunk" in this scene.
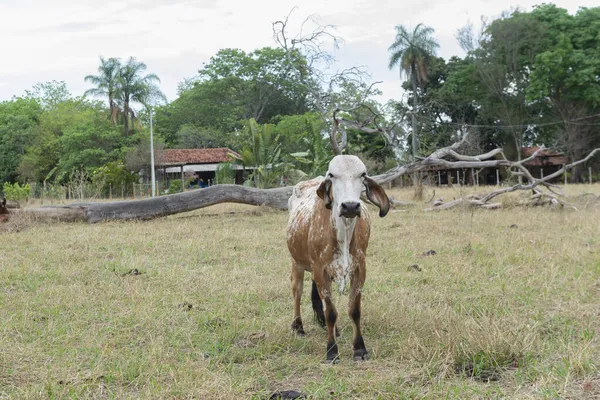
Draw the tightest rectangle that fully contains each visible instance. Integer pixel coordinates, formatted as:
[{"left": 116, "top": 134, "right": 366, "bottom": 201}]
[{"left": 21, "top": 185, "right": 293, "bottom": 223}]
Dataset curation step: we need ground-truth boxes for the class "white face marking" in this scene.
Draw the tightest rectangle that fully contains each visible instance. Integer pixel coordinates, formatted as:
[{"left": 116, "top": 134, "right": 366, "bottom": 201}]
[
  {"left": 325, "top": 155, "right": 368, "bottom": 293},
  {"left": 326, "top": 155, "right": 367, "bottom": 219}
]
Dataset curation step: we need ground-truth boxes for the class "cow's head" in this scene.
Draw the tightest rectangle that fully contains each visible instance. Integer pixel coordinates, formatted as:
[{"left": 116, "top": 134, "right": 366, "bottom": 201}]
[{"left": 317, "top": 155, "right": 390, "bottom": 219}]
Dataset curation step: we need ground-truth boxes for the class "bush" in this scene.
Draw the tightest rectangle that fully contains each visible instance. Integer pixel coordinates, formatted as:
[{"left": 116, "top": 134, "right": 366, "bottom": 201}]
[
  {"left": 2, "top": 182, "right": 31, "bottom": 202},
  {"left": 168, "top": 180, "right": 183, "bottom": 193},
  {"left": 215, "top": 162, "right": 235, "bottom": 184}
]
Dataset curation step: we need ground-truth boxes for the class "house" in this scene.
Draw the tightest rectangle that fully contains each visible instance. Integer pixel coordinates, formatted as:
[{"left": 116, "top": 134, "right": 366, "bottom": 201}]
[
  {"left": 521, "top": 147, "right": 568, "bottom": 180},
  {"left": 155, "top": 148, "right": 244, "bottom": 186},
  {"left": 410, "top": 146, "right": 568, "bottom": 186}
]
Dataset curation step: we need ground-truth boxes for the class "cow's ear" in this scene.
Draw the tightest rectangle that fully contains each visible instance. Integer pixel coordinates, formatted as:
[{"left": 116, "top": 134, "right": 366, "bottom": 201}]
[
  {"left": 364, "top": 177, "right": 390, "bottom": 217},
  {"left": 316, "top": 178, "right": 333, "bottom": 209}
]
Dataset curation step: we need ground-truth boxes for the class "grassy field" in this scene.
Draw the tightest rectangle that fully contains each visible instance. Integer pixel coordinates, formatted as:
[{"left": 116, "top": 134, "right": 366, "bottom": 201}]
[{"left": 1, "top": 184, "right": 599, "bottom": 399}]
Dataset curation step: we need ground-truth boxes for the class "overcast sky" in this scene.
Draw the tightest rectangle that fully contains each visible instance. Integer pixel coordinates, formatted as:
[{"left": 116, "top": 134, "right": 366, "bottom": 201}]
[{"left": 0, "top": 0, "right": 595, "bottom": 106}]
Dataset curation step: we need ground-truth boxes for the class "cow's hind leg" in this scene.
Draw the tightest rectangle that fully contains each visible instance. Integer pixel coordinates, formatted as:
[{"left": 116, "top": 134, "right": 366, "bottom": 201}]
[
  {"left": 315, "top": 278, "right": 339, "bottom": 363},
  {"left": 311, "top": 280, "right": 326, "bottom": 327},
  {"left": 349, "top": 264, "right": 368, "bottom": 361},
  {"left": 291, "top": 262, "right": 305, "bottom": 335}
]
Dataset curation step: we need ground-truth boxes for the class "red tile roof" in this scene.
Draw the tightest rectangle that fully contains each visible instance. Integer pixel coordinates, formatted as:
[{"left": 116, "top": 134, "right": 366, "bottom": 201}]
[
  {"left": 157, "top": 148, "right": 240, "bottom": 166},
  {"left": 521, "top": 147, "right": 568, "bottom": 166}
]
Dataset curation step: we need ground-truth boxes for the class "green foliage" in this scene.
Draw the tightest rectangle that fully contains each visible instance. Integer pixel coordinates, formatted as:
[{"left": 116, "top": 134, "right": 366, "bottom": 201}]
[
  {"left": 84, "top": 56, "right": 121, "bottom": 124},
  {"left": 175, "top": 124, "right": 229, "bottom": 149},
  {"left": 155, "top": 47, "right": 310, "bottom": 149},
  {"left": 271, "top": 112, "right": 325, "bottom": 155},
  {"left": 395, "top": 4, "right": 600, "bottom": 172},
  {"left": 0, "top": 98, "right": 43, "bottom": 185},
  {"left": 2, "top": 182, "right": 31, "bottom": 202},
  {"left": 25, "top": 80, "right": 72, "bottom": 111},
  {"left": 233, "top": 119, "right": 288, "bottom": 189},
  {"left": 215, "top": 162, "right": 236, "bottom": 184},
  {"left": 84, "top": 56, "right": 166, "bottom": 136},
  {"left": 168, "top": 179, "right": 183, "bottom": 193},
  {"left": 287, "top": 115, "right": 333, "bottom": 177},
  {"left": 388, "top": 23, "right": 439, "bottom": 159},
  {"left": 91, "top": 161, "right": 138, "bottom": 194},
  {"left": 118, "top": 57, "right": 166, "bottom": 135}
]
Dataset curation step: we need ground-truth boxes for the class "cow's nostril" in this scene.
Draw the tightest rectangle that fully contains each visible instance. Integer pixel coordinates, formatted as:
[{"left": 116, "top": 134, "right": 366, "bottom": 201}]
[{"left": 341, "top": 202, "right": 360, "bottom": 214}]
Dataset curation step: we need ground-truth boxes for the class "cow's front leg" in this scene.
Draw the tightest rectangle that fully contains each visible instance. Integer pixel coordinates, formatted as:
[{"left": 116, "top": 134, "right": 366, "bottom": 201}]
[{"left": 349, "top": 261, "right": 368, "bottom": 361}]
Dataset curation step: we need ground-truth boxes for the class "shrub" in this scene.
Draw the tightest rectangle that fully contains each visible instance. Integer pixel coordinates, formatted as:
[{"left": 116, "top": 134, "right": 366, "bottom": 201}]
[
  {"left": 2, "top": 182, "right": 31, "bottom": 202},
  {"left": 168, "top": 180, "right": 183, "bottom": 193},
  {"left": 215, "top": 162, "right": 235, "bottom": 184}
]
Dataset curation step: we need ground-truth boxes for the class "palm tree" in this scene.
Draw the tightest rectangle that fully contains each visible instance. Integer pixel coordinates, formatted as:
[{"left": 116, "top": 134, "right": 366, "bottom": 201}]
[
  {"left": 117, "top": 57, "right": 166, "bottom": 135},
  {"left": 84, "top": 57, "right": 122, "bottom": 125},
  {"left": 388, "top": 23, "right": 439, "bottom": 160}
]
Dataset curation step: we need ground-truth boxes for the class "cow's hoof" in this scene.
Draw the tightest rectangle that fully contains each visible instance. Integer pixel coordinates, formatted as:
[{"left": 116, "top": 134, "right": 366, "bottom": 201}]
[
  {"left": 353, "top": 349, "right": 369, "bottom": 361},
  {"left": 323, "top": 356, "right": 340, "bottom": 365},
  {"left": 291, "top": 319, "right": 305, "bottom": 336}
]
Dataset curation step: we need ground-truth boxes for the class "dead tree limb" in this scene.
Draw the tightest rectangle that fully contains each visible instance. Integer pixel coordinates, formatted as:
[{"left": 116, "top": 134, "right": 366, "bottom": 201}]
[{"left": 425, "top": 147, "right": 600, "bottom": 211}]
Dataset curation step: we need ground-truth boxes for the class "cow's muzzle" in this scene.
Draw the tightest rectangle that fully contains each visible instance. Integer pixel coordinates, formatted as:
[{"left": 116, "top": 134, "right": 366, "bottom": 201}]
[{"left": 340, "top": 201, "right": 361, "bottom": 218}]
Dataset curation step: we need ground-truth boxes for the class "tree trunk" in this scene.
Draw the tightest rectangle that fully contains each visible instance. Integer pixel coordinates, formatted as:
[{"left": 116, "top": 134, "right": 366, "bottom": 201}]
[
  {"left": 567, "top": 124, "right": 585, "bottom": 183},
  {"left": 410, "top": 69, "right": 422, "bottom": 199},
  {"left": 22, "top": 185, "right": 293, "bottom": 223},
  {"left": 410, "top": 68, "right": 419, "bottom": 161},
  {"left": 123, "top": 98, "right": 130, "bottom": 136}
]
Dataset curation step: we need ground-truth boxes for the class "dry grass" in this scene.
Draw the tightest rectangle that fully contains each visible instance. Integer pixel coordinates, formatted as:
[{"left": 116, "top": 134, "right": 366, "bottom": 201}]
[{"left": 1, "top": 184, "right": 599, "bottom": 399}]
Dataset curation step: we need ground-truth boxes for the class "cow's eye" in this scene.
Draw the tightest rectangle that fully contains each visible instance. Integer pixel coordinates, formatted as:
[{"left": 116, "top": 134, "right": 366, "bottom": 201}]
[
  {"left": 361, "top": 173, "right": 367, "bottom": 178},
  {"left": 328, "top": 173, "right": 335, "bottom": 179}
]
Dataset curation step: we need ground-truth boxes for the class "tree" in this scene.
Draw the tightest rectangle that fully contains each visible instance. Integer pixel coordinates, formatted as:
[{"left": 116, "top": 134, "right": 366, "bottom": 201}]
[
  {"left": 117, "top": 57, "right": 166, "bottom": 136},
  {"left": 526, "top": 5, "right": 600, "bottom": 181},
  {"left": 197, "top": 47, "right": 309, "bottom": 122},
  {"left": 56, "top": 109, "right": 124, "bottom": 179},
  {"left": 25, "top": 81, "right": 72, "bottom": 111},
  {"left": 0, "top": 98, "right": 42, "bottom": 185},
  {"left": 154, "top": 79, "right": 247, "bottom": 147},
  {"left": 84, "top": 57, "right": 122, "bottom": 124},
  {"left": 388, "top": 23, "right": 439, "bottom": 160},
  {"left": 174, "top": 124, "right": 230, "bottom": 149},
  {"left": 155, "top": 47, "right": 311, "bottom": 149}
]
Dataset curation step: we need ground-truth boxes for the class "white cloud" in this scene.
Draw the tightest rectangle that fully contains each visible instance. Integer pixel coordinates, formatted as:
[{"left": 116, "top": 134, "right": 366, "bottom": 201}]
[{"left": 0, "top": 0, "right": 596, "bottom": 103}]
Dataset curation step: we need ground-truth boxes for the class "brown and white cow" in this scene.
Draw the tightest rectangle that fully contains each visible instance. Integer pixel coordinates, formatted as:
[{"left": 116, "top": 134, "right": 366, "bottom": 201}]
[
  {"left": 0, "top": 198, "right": 9, "bottom": 223},
  {"left": 286, "top": 155, "right": 390, "bottom": 363}
]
